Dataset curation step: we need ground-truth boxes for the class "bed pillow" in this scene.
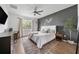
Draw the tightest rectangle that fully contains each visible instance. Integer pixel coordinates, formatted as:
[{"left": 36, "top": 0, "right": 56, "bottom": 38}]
[
  {"left": 40, "top": 26, "right": 56, "bottom": 33},
  {"left": 41, "top": 28, "right": 47, "bottom": 33},
  {"left": 50, "top": 29, "right": 56, "bottom": 34}
]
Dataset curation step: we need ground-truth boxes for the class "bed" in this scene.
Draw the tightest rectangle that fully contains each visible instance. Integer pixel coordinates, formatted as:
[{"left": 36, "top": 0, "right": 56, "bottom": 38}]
[{"left": 29, "top": 26, "right": 56, "bottom": 48}]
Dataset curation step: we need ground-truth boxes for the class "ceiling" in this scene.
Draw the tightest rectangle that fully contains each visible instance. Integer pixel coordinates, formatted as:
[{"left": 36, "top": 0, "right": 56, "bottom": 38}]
[{"left": 2, "top": 4, "right": 76, "bottom": 19}]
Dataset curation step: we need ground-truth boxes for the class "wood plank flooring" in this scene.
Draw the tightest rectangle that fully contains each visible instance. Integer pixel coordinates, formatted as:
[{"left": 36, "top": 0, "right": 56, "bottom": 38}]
[
  {"left": 23, "top": 37, "right": 79, "bottom": 54},
  {"left": 13, "top": 37, "right": 79, "bottom": 54}
]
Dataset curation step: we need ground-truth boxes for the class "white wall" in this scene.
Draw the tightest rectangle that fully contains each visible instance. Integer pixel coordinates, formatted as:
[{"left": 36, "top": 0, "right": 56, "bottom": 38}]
[
  {"left": 77, "top": 5, "right": 79, "bottom": 31},
  {"left": 7, "top": 12, "right": 38, "bottom": 32},
  {"left": 32, "top": 18, "right": 38, "bottom": 31},
  {"left": 7, "top": 12, "right": 20, "bottom": 32}
]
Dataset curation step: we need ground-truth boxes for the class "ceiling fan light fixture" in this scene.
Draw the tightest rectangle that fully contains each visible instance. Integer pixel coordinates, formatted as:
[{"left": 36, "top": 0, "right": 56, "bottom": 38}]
[{"left": 33, "top": 6, "right": 43, "bottom": 16}]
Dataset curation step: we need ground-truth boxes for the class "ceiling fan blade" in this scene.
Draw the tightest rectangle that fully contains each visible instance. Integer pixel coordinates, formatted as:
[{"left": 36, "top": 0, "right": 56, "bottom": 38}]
[
  {"left": 33, "top": 6, "right": 43, "bottom": 16},
  {"left": 37, "top": 12, "right": 41, "bottom": 15},
  {"left": 37, "top": 10, "right": 43, "bottom": 12}
]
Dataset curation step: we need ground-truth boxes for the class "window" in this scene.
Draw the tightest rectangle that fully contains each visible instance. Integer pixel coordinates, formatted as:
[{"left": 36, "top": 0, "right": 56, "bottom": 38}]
[
  {"left": 22, "top": 19, "right": 32, "bottom": 36},
  {"left": 22, "top": 19, "right": 32, "bottom": 29}
]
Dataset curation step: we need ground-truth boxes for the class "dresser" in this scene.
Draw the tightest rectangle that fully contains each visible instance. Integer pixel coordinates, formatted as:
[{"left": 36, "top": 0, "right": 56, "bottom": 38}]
[{"left": 0, "top": 32, "right": 13, "bottom": 54}]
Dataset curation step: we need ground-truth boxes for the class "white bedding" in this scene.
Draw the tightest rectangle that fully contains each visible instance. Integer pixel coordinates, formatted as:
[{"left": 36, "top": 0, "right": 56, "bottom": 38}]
[
  {"left": 31, "top": 32, "right": 55, "bottom": 48},
  {"left": 30, "top": 26, "right": 56, "bottom": 48}
]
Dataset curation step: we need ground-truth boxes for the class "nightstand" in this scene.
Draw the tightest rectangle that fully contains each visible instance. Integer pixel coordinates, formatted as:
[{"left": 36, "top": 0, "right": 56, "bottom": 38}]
[{"left": 56, "top": 32, "right": 64, "bottom": 41}]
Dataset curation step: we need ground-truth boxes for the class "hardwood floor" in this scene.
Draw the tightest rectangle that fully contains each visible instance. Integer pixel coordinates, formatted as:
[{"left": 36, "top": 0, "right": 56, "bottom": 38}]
[
  {"left": 13, "top": 37, "right": 79, "bottom": 54},
  {"left": 11, "top": 38, "right": 25, "bottom": 54},
  {"left": 23, "top": 37, "right": 79, "bottom": 54}
]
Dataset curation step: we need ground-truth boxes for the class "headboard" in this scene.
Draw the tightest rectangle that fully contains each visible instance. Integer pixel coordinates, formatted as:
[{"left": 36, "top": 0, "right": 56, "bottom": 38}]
[{"left": 40, "top": 26, "right": 56, "bottom": 33}]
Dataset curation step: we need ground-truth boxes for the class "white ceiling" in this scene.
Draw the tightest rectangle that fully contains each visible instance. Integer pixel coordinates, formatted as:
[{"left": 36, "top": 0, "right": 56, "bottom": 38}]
[{"left": 2, "top": 4, "right": 76, "bottom": 19}]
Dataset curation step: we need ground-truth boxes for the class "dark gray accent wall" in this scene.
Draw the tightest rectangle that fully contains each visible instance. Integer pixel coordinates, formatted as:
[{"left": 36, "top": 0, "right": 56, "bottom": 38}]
[
  {"left": 38, "top": 5, "right": 78, "bottom": 42},
  {"left": 38, "top": 5, "right": 78, "bottom": 30}
]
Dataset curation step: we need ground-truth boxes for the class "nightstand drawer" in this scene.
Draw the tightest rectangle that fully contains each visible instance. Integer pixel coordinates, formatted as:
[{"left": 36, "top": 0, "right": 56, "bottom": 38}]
[{"left": 56, "top": 32, "right": 64, "bottom": 41}]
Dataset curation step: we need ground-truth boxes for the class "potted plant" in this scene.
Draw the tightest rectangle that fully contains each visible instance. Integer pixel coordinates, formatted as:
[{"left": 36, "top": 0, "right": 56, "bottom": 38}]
[{"left": 64, "top": 16, "right": 76, "bottom": 44}]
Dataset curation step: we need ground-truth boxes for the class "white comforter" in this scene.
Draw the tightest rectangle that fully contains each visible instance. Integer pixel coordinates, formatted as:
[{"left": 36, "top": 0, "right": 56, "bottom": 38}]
[{"left": 31, "top": 32, "right": 55, "bottom": 48}]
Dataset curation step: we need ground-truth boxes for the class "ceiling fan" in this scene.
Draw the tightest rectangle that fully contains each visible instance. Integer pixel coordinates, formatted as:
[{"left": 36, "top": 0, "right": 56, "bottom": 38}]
[{"left": 33, "top": 6, "right": 43, "bottom": 16}]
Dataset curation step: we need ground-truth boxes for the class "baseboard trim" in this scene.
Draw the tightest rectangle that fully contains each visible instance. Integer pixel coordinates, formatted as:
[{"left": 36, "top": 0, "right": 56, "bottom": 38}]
[{"left": 63, "top": 40, "right": 76, "bottom": 45}]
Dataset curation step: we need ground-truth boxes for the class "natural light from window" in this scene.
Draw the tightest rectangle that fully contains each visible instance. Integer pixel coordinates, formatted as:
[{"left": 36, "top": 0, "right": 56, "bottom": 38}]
[{"left": 22, "top": 19, "right": 32, "bottom": 36}]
